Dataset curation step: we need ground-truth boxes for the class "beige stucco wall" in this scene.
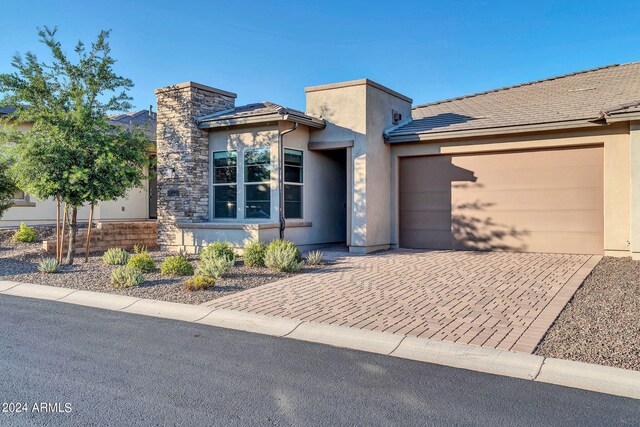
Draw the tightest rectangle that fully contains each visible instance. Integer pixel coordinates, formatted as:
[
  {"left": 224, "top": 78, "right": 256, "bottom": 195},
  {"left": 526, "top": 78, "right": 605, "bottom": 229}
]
[
  {"left": 389, "top": 122, "right": 631, "bottom": 256},
  {"left": 306, "top": 80, "right": 412, "bottom": 253},
  {"left": 0, "top": 121, "right": 150, "bottom": 227},
  {"left": 172, "top": 122, "right": 347, "bottom": 251},
  {"left": 629, "top": 121, "right": 640, "bottom": 259}
]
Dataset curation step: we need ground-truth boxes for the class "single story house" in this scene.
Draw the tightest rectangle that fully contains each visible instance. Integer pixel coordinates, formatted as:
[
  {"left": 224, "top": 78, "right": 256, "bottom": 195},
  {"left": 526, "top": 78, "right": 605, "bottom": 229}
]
[
  {"left": 156, "top": 62, "right": 640, "bottom": 258},
  {"left": 0, "top": 108, "right": 158, "bottom": 227}
]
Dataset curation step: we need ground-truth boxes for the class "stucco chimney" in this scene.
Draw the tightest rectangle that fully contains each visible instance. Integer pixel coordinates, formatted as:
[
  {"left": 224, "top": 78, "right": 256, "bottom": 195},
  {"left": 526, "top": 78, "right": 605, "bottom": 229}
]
[{"left": 154, "top": 82, "right": 237, "bottom": 247}]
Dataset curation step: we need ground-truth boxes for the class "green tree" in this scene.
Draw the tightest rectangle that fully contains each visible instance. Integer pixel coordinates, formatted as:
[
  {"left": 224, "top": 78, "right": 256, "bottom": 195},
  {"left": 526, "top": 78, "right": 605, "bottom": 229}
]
[
  {"left": 0, "top": 27, "right": 149, "bottom": 264},
  {"left": 0, "top": 156, "right": 17, "bottom": 218}
]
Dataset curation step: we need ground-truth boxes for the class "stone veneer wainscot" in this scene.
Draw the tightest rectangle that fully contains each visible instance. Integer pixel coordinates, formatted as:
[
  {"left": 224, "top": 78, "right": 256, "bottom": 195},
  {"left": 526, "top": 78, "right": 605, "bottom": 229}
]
[{"left": 154, "top": 82, "right": 237, "bottom": 246}]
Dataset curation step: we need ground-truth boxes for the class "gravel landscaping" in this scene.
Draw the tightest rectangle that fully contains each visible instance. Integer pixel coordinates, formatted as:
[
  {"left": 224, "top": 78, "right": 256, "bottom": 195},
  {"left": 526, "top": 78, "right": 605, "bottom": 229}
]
[
  {"left": 0, "top": 226, "right": 322, "bottom": 305},
  {"left": 536, "top": 256, "right": 640, "bottom": 371}
]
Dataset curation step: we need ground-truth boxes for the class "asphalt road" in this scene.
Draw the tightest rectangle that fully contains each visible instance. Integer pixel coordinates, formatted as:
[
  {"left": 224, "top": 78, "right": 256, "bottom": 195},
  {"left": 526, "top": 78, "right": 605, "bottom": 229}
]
[{"left": 0, "top": 295, "right": 638, "bottom": 426}]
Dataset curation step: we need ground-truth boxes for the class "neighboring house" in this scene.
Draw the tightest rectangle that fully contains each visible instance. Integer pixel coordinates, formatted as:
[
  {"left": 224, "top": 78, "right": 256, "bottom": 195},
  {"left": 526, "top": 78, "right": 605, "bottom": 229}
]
[
  {"left": 156, "top": 62, "right": 640, "bottom": 258},
  {"left": 0, "top": 108, "right": 157, "bottom": 227}
]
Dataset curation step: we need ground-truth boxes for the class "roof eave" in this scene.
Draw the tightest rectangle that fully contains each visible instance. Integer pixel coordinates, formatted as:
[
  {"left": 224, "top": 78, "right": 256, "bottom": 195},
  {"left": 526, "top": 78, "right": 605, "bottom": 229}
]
[
  {"left": 282, "top": 113, "right": 326, "bottom": 129},
  {"left": 604, "top": 112, "right": 640, "bottom": 123},
  {"left": 198, "top": 113, "right": 325, "bottom": 130},
  {"left": 385, "top": 118, "right": 608, "bottom": 143}
]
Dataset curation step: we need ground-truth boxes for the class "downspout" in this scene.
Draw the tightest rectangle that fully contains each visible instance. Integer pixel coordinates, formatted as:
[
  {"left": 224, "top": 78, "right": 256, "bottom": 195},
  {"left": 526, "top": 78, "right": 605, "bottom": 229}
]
[{"left": 278, "top": 122, "right": 298, "bottom": 239}]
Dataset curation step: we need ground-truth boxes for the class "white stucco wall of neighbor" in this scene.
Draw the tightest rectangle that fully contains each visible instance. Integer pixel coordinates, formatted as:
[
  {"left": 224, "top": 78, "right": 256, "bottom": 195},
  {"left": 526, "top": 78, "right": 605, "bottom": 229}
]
[
  {"left": 0, "top": 188, "right": 149, "bottom": 227},
  {"left": 0, "top": 121, "right": 150, "bottom": 227}
]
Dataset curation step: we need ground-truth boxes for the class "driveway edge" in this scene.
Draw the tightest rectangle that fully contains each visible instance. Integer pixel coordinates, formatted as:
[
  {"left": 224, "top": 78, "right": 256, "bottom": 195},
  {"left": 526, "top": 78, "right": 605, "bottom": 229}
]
[{"left": 1, "top": 280, "right": 638, "bottom": 400}]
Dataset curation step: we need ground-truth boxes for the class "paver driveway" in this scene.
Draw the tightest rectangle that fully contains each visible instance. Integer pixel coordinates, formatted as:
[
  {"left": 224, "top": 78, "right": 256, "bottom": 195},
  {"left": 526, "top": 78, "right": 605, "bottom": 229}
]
[{"left": 205, "top": 250, "right": 601, "bottom": 353}]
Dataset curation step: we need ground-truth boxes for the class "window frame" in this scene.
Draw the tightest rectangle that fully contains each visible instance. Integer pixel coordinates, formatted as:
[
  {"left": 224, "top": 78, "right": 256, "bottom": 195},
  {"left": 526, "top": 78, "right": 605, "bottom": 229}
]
[
  {"left": 211, "top": 150, "right": 238, "bottom": 219},
  {"left": 10, "top": 190, "right": 36, "bottom": 207},
  {"left": 243, "top": 147, "right": 272, "bottom": 220},
  {"left": 283, "top": 147, "right": 303, "bottom": 219}
]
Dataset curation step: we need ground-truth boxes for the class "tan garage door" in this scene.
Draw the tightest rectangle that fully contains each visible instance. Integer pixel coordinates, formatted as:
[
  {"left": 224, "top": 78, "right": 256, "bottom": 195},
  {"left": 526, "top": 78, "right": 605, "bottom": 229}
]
[{"left": 399, "top": 146, "right": 604, "bottom": 254}]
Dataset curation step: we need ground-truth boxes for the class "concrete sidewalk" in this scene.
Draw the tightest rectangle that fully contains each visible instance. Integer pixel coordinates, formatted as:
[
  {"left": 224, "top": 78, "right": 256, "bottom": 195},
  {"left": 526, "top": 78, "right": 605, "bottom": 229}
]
[{"left": 1, "top": 279, "right": 638, "bottom": 400}]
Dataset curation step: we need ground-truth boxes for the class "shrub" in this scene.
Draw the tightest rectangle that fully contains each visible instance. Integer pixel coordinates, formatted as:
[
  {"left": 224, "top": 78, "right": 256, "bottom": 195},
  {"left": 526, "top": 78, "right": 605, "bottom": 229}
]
[
  {"left": 200, "top": 241, "right": 235, "bottom": 262},
  {"left": 127, "top": 252, "right": 155, "bottom": 273},
  {"left": 243, "top": 241, "right": 266, "bottom": 267},
  {"left": 133, "top": 244, "right": 147, "bottom": 254},
  {"left": 196, "top": 255, "right": 234, "bottom": 278},
  {"left": 37, "top": 258, "right": 60, "bottom": 273},
  {"left": 306, "top": 250, "right": 324, "bottom": 266},
  {"left": 266, "top": 240, "right": 302, "bottom": 262},
  {"left": 111, "top": 266, "right": 144, "bottom": 288},
  {"left": 103, "top": 247, "right": 130, "bottom": 265},
  {"left": 12, "top": 222, "right": 37, "bottom": 243},
  {"left": 160, "top": 255, "right": 194, "bottom": 276},
  {"left": 182, "top": 275, "right": 216, "bottom": 292},
  {"left": 264, "top": 243, "right": 304, "bottom": 273}
]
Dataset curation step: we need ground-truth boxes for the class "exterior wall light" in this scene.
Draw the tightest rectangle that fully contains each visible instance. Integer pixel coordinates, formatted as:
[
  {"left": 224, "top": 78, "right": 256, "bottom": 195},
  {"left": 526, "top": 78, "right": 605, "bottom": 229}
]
[{"left": 165, "top": 167, "right": 176, "bottom": 179}]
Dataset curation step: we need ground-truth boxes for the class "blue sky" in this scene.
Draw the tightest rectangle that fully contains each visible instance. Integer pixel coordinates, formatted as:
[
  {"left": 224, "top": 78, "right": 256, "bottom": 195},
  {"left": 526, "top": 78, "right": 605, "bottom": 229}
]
[{"left": 1, "top": 1, "right": 639, "bottom": 112}]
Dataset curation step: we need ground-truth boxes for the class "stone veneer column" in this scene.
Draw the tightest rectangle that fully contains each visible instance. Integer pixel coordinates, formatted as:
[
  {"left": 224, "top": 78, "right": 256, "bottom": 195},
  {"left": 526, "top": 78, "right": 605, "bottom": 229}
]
[{"left": 154, "top": 82, "right": 236, "bottom": 247}]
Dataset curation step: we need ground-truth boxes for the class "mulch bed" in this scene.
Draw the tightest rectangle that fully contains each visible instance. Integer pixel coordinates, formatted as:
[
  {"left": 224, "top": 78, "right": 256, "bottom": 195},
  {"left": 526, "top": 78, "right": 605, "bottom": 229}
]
[
  {"left": 535, "top": 257, "right": 640, "bottom": 371},
  {"left": 0, "top": 226, "right": 320, "bottom": 305}
]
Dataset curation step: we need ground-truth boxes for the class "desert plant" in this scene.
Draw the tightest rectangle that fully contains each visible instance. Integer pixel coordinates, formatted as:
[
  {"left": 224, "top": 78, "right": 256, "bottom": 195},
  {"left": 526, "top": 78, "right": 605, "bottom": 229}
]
[
  {"left": 37, "top": 258, "right": 60, "bottom": 273},
  {"left": 127, "top": 252, "right": 155, "bottom": 273},
  {"left": 102, "top": 247, "right": 130, "bottom": 265},
  {"left": 306, "top": 250, "right": 324, "bottom": 266},
  {"left": 12, "top": 222, "right": 37, "bottom": 243},
  {"left": 266, "top": 240, "right": 302, "bottom": 262},
  {"left": 111, "top": 265, "right": 144, "bottom": 288},
  {"left": 200, "top": 241, "right": 236, "bottom": 262},
  {"left": 264, "top": 243, "right": 304, "bottom": 273},
  {"left": 243, "top": 241, "right": 266, "bottom": 267},
  {"left": 182, "top": 275, "right": 216, "bottom": 292},
  {"left": 133, "top": 244, "right": 147, "bottom": 254},
  {"left": 160, "top": 255, "right": 194, "bottom": 276},
  {"left": 196, "top": 255, "right": 234, "bottom": 278}
]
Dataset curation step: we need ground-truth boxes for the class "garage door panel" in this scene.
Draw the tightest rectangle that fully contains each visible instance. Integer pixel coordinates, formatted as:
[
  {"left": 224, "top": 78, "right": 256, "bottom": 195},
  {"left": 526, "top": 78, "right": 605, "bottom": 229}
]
[
  {"left": 400, "top": 190, "right": 452, "bottom": 211},
  {"left": 399, "top": 146, "right": 604, "bottom": 254},
  {"left": 452, "top": 147, "right": 603, "bottom": 170},
  {"left": 453, "top": 210, "right": 604, "bottom": 234},
  {"left": 452, "top": 188, "right": 604, "bottom": 211},
  {"left": 453, "top": 231, "right": 602, "bottom": 254},
  {"left": 401, "top": 210, "right": 452, "bottom": 231},
  {"left": 401, "top": 230, "right": 452, "bottom": 250},
  {"left": 448, "top": 164, "right": 603, "bottom": 190}
]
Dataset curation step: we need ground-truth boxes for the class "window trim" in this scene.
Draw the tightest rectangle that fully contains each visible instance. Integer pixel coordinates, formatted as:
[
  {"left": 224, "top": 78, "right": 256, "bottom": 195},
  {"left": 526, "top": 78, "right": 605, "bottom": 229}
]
[
  {"left": 11, "top": 191, "right": 36, "bottom": 207},
  {"left": 244, "top": 147, "right": 271, "bottom": 220},
  {"left": 283, "top": 147, "right": 303, "bottom": 219},
  {"left": 211, "top": 150, "right": 238, "bottom": 219}
]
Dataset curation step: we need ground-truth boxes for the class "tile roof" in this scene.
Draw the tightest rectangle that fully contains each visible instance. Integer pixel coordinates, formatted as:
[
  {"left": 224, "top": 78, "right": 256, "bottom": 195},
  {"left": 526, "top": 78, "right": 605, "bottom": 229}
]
[
  {"left": 197, "top": 101, "right": 325, "bottom": 128},
  {"left": 387, "top": 62, "right": 640, "bottom": 140},
  {"left": 108, "top": 109, "right": 157, "bottom": 140}
]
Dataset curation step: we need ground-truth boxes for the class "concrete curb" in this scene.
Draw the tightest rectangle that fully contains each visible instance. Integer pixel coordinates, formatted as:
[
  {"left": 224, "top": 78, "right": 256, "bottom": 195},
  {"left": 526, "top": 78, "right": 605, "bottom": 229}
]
[
  {"left": 536, "top": 358, "right": 640, "bottom": 400},
  {"left": 1, "top": 280, "right": 638, "bottom": 400},
  {"left": 392, "top": 336, "right": 544, "bottom": 380},
  {"left": 287, "top": 321, "right": 404, "bottom": 354}
]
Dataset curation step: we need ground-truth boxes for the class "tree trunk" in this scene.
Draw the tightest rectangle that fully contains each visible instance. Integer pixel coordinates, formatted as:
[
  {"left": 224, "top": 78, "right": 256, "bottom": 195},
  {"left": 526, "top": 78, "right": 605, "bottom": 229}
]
[
  {"left": 59, "top": 206, "right": 67, "bottom": 263},
  {"left": 84, "top": 203, "right": 95, "bottom": 263},
  {"left": 65, "top": 206, "right": 78, "bottom": 265},
  {"left": 55, "top": 196, "right": 61, "bottom": 261}
]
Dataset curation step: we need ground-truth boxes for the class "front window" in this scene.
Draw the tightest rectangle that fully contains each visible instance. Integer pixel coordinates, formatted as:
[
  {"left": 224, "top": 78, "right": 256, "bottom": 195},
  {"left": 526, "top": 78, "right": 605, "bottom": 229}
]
[
  {"left": 284, "top": 148, "right": 303, "bottom": 219},
  {"left": 212, "top": 151, "right": 237, "bottom": 218},
  {"left": 244, "top": 148, "right": 271, "bottom": 219},
  {"left": 12, "top": 190, "right": 26, "bottom": 201}
]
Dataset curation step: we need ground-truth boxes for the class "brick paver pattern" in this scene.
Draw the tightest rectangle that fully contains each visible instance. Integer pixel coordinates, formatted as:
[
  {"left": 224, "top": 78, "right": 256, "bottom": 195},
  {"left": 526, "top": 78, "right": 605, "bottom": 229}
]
[{"left": 204, "top": 250, "right": 599, "bottom": 353}]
